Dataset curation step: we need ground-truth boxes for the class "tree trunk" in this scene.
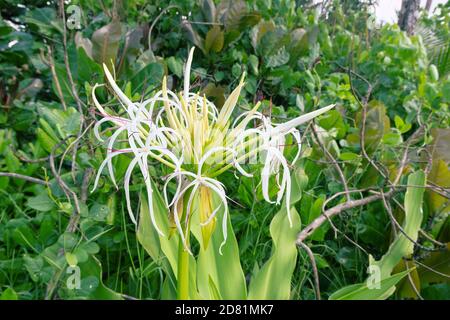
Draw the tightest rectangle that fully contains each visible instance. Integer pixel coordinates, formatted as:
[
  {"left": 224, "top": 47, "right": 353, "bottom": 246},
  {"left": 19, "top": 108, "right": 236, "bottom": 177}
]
[
  {"left": 425, "top": 0, "right": 433, "bottom": 13},
  {"left": 398, "top": 0, "right": 421, "bottom": 35}
]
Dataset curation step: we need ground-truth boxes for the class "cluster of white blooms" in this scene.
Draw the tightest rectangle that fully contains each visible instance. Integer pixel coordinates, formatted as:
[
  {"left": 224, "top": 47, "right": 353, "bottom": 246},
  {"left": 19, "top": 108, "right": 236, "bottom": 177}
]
[{"left": 92, "top": 47, "right": 335, "bottom": 253}]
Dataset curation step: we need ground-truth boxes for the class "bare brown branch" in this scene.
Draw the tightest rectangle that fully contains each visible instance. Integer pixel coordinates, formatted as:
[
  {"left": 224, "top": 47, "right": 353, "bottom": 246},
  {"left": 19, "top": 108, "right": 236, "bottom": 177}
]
[{"left": 0, "top": 172, "right": 49, "bottom": 186}]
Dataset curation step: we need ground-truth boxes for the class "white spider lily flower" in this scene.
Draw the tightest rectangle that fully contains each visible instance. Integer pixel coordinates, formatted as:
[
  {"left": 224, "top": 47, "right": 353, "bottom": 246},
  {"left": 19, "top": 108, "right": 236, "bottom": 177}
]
[
  {"left": 226, "top": 103, "right": 334, "bottom": 227},
  {"left": 92, "top": 46, "right": 335, "bottom": 254}
]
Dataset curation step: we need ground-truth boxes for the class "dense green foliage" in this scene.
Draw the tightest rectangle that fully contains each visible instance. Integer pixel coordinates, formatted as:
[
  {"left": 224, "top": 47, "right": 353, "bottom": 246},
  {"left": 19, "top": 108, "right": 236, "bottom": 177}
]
[{"left": 0, "top": 0, "right": 449, "bottom": 300}]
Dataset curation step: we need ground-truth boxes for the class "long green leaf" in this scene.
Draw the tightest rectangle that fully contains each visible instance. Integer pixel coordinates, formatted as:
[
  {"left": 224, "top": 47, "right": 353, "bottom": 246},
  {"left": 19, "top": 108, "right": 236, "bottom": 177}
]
[
  {"left": 329, "top": 270, "right": 410, "bottom": 300},
  {"left": 137, "top": 188, "right": 177, "bottom": 275},
  {"left": 373, "top": 170, "right": 426, "bottom": 278},
  {"left": 137, "top": 186, "right": 202, "bottom": 299},
  {"left": 329, "top": 170, "right": 426, "bottom": 300},
  {"left": 78, "top": 256, "right": 123, "bottom": 300},
  {"left": 191, "top": 196, "right": 247, "bottom": 299},
  {"left": 247, "top": 168, "right": 307, "bottom": 299}
]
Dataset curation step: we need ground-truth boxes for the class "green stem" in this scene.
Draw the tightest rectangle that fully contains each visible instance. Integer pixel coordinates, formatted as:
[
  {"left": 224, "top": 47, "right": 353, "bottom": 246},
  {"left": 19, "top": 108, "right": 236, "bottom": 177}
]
[
  {"left": 176, "top": 181, "right": 194, "bottom": 300},
  {"left": 177, "top": 235, "right": 189, "bottom": 300}
]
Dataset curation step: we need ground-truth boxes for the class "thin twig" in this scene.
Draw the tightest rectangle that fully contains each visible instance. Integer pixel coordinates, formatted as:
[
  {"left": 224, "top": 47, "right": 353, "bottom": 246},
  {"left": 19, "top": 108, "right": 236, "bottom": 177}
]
[
  {"left": 65, "top": 168, "right": 93, "bottom": 233},
  {"left": 380, "top": 190, "right": 438, "bottom": 252},
  {"left": 45, "top": 167, "right": 93, "bottom": 299},
  {"left": 427, "top": 182, "right": 450, "bottom": 200},
  {"left": 148, "top": 5, "right": 180, "bottom": 50},
  {"left": 59, "top": 0, "right": 86, "bottom": 182},
  {"left": 413, "top": 258, "right": 450, "bottom": 279},
  {"left": 311, "top": 123, "right": 350, "bottom": 202},
  {"left": 9, "top": 145, "right": 50, "bottom": 163},
  {"left": 49, "top": 137, "right": 81, "bottom": 215},
  {"left": 0, "top": 172, "right": 49, "bottom": 186},
  {"left": 59, "top": 0, "right": 83, "bottom": 115},
  {"left": 404, "top": 258, "right": 424, "bottom": 300},
  {"left": 297, "top": 126, "right": 424, "bottom": 245},
  {"left": 419, "top": 229, "right": 446, "bottom": 247},
  {"left": 391, "top": 197, "right": 447, "bottom": 249},
  {"left": 42, "top": 45, "right": 67, "bottom": 111},
  {"left": 358, "top": 79, "right": 390, "bottom": 182},
  {"left": 57, "top": 121, "right": 94, "bottom": 176},
  {"left": 296, "top": 192, "right": 387, "bottom": 244},
  {"left": 298, "top": 242, "right": 321, "bottom": 300}
]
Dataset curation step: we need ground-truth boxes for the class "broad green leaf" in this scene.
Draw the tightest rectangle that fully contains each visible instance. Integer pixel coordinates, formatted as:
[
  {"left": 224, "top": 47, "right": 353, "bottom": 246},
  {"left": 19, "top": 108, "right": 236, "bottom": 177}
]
[
  {"left": 251, "top": 20, "right": 275, "bottom": 50},
  {"left": 394, "top": 115, "right": 404, "bottom": 129},
  {"left": 77, "top": 256, "right": 123, "bottom": 300},
  {"left": 77, "top": 47, "right": 103, "bottom": 85},
  {"left": 247, "top": 168, "right": 306, "bottom": 299},
  {"left": 318, "top": 109, "right": 347, "bottom": 139},
  {"left": 288, "top": 28, "right": 308, "bottom": 60},
  {"left": 39, "top": 107, "right": 81, "bottom": 138},
  {"left": 205, "top": 26, "right": 224, "bottom": 53},
  {"left": 248, "top": 54, "right": 259, "bottom": 75},
  {"left": 382, "top": 132, "right": 403, "bottom": 146},
  {"left": 418, "top": 243, "right": 450, "bottom": 285},
  {"left": 191, "top": 194, "right": 247, "bottom": 299},
  {"left": 329, "top": 270, "right": 411, "bottom": 300},
  {"left": 182, "top": 20, "right": 205, "bottom": 53},
  {"left": 426, "top": 128, "right": 450, "bottom": 215},
  {"left": 24, "top": 7, "right": 62, "bottom": 36},
  {"left": 89, "top": 203, "right": 110, "bottom": 222},
  {"left": 247, "top": 206, "right": 301, "bottom": 299},
  {"left": 355, "top": 101, "right": 390, "bottom": 154},
  {"left": 290, "top": 167, "right": 309, "bottom": 205},
  {"left": 330, "top": 170, "right": 426, "bottom": 300},
  {"left": 201, "top": 83, "right": 226, "bottom": 108},
  {"left": 130, "top": 62, "right": 164, "bottom": 96},
  {"left": 65, "top": 252, "right": 78, "bottom": 267},
  {"left": 373, "top": 170, "right": 426, "bottom": 278},
  {"left": 92, "top": 20, "right": 122, "bottom": 70},
  {"left": 36, "top": 127, "right": 57, "bottom": 153},
  {"left": 217, "top": 0, "right": 247, "bottom": 31},
  {"left": 7, "top": 218, "right": 39, "bottom": 250},
  {"left": 339, "top": 152, "right": 360, "bottom": 161},
  {"left": 427, "top": 159, "right": 450, "bottom": 214},
  {"left": 137, "top": 188, "right": 177, "bottom": 276},
  {"left": 0, "top": 287, "right": 18, "bottom": 300},
  {"left": 166, "top": 56, "right": 183, "bottom": 78},
  {"left": 308, "top": 195, "right": 328, "bottom": 241},
  {"left": 4, "top": 148, "right": 20, "bottom": 173},
  {"left": 202, "top": 0, "right": 216, "bottom": 23},
  {"left": 137, "top": 187, "right": 202, "bottom": 299},
  {"left": 266, "top": 46, "right": 290, "bottom": 68}
]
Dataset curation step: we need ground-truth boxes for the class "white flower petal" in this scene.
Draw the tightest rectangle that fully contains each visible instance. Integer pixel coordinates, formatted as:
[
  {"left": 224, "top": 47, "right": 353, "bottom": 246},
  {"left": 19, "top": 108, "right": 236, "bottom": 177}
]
[
  {"left": 273, "top": 104, "right": 336, "bottom": 135},
  {"left": 184, "top": 47, "right": 195, "bottom": 102}
]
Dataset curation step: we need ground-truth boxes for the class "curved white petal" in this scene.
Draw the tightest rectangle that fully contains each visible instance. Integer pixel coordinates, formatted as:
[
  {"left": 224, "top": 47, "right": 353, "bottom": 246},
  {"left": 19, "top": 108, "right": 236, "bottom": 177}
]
[
  {"left": 124, "top": 155, "right": 142, "bottom": 225},
  {"left": 184, "top": 47, "right": 195, "bottom": 103},
  {"left": 272, "top": 104, "right": 336, "bottom": 135},
  {"left": 202, "top": 179, "right": 228, "bottom": 255},
  {"left": 103, "top": 64, "right": 135, "bottom": 116},
  {"left": 92, "top": 148, "right": 133, "bottom": 192},
  {"left": 106, "top": 126, "right": 128, "bottom": 189}
]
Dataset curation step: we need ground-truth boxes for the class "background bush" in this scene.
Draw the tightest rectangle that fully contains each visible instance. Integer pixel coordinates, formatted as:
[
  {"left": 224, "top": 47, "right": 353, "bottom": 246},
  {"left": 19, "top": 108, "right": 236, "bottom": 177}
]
[{"left": 0, "top": 0, "right": 449, "bottom": 300}]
